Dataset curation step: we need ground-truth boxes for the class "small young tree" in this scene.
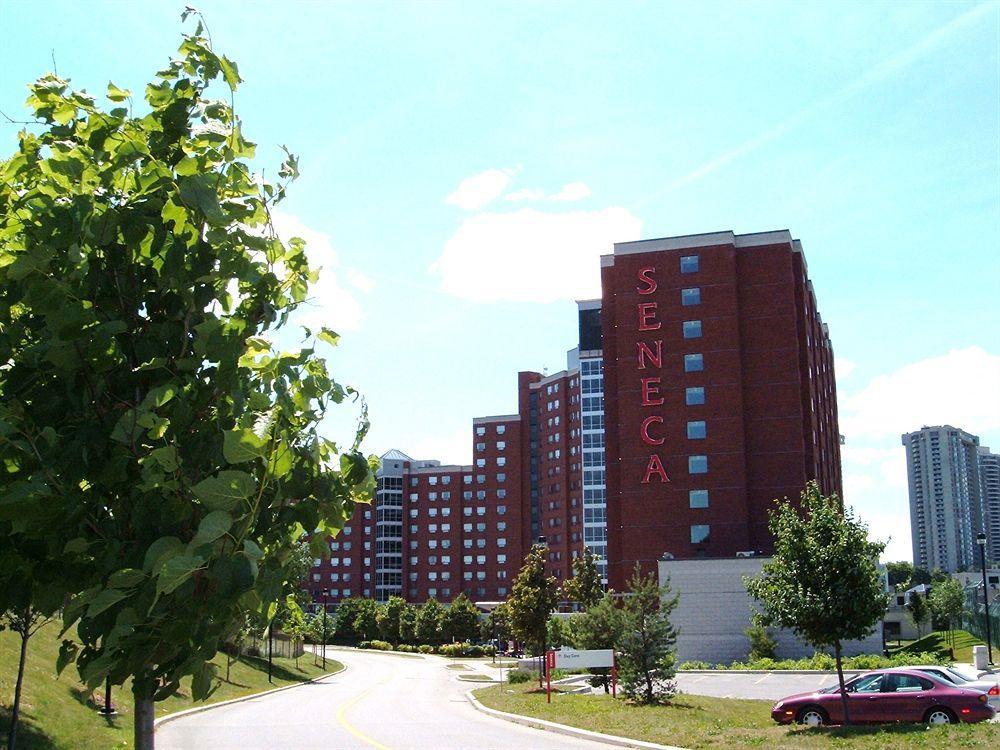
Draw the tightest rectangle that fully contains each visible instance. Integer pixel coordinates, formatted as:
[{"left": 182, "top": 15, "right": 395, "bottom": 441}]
[
  {"left": 928, "top": 578, "right": 965, "bottom": 657},
  {"left": 334, "top": 598, "right": 365, "bottom": 641},
  {"left": 561, "top": 548, "right": 604, "bottom": 609},
  {"left": 0, "top": 14, "right": 376, "bottom": 750},
  {"left": 415, "top": 598, "right": 444, "bottom": 645},
  {"left": 440, "top": 593, "right": 480, "bottom": 644},
  {"left": 907, "top": 591, "right": 929, "bottom": 638},
  {"left": 353, "top": 599, "right": 380, "bottom": 641},
  {"left": 507, "top": 545, "right": 559, "bottom": 656},
  {"left": 574, "top": 593, "right": 625, "bottom": 692},
  {"left": 399, "top": 604, "right": 419, "bottom": 645},
  {"left": 617, "top": 564, "right": 679, "bottom": 704},
  {"left": 745, "top": 482, "right": 887, "bottom": 725},
  {"left": 376, "top": 596, "right": 406, "bottom": 645},
  {"left": 745, "top": 623, "right": 778, "bottom": 661},
  {"left": 481, "top": 601, "right": 511, "bottom": 648}
]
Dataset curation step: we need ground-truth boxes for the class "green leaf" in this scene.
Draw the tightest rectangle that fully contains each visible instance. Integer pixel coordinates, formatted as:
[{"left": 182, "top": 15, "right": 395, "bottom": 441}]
[
  {"left": 340, "top": 452, "right": 370, "bottom": 487},
  {"left": 150, "top": 445, "right": 179, "bottom": 472},
  {"left": 223, "top": 429, "right": 268, "bottom": 464},
  {"left": 189, "top": 510, "right": 233, "bottom": 548},
  {"left": 318, "top": 327, "right": 340, "bottom": 347},
  {"left": 219, "top": 56, "right": 241, "bottom": 89},
  {"left": 107, "top": 82, "right": 131, "bottom": 102},
  {"left": 155, "top": 553, "right": 204, "bottom": 596},
  {"left": 85, "top": 588, "right": 128, "bottom": 618},
  {"left": 64, "top": 537, "right": 89, "bottom": 554},
  {"left": 56, "top": 640, "right": 80, "bottom": 675},
  {"left": 178, "top": 174, "right": 227, "bottom": 226},
  {"left": 107, "top": 568, "right": 146, "bottom": 589},
  {"left": 142, "top": 536, "right": 184, "bottom": 573},
  {"left": 192, "top": 470, "right": 256, "bottom": 511}
]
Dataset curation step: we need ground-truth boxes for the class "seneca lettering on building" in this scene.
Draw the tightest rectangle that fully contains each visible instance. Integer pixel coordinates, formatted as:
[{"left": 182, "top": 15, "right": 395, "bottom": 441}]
[{"left": 636, "top": 266, "right": 669, "bottom": 484}]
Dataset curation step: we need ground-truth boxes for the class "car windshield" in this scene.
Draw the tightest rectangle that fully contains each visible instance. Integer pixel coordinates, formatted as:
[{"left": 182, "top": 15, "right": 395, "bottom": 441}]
[
  {"left": 944, "top": 667, "right": 973, "bottom": 683},
  {"left": 918, "top": 667, "right": 959, "bottom": 684},
  {"left": 820, "top": 675, "right": 864, "bottom": 694}
]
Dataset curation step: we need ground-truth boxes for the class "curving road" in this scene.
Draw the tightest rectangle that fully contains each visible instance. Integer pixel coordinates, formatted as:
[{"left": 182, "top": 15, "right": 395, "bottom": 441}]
[{"left": 157, "top": 648, "right": 613, "bottom": 750}]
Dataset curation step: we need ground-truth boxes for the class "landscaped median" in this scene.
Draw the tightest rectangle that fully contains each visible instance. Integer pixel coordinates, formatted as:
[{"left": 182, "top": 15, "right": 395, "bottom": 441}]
[
  {"left": 472, "top": 681, "right": 1000, "bottom": 749},
  {"left": 0, "top": 621, "right": 344, "bottom": 750}
]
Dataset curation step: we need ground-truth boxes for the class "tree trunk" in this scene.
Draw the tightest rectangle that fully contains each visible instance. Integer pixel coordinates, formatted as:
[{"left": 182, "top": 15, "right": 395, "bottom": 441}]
[
  {"left": 7, "top": 621, "right": 30, "bottom": 750},
  {"left": 834, "top": 641, "right": 851, "bottom": 726},
  {"left": 133, "top": 689, "right": 156, "bottom": 750}
]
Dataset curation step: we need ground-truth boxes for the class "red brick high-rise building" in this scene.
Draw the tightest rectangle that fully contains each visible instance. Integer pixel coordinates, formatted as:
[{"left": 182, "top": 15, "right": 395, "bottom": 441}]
[
  {"left": 599, "top": 230, "right": 841, "bottom": 588},
  {"left": 307, "top": 229, "right": 842, "bottom": 605}
]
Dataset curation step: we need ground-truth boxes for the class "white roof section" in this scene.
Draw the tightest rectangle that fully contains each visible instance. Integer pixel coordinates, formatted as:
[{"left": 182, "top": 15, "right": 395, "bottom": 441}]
[
  {"left": 380, "top": 449, "right": 413, "bottom": 462},
  {"left": 473, "top": 414, "right": 519, "bottom": 424},
  {"left": 613, "top": 229, "right": 794, "bottom": 256}
]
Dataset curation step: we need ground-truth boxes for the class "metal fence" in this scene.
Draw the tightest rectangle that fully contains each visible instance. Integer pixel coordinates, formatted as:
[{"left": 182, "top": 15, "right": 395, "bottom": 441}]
[{"left": 961, "top": 584, "right": 1000, "bottom": 650}]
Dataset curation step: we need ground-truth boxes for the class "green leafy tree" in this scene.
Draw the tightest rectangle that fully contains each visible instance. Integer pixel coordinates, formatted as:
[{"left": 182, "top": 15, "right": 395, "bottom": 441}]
[
  {"left": 440, "top": 593, "right": 480, "bottom": 644},
  {"left": 399, "top": 604, "right": 419, "bottom": 645},
  {"left": 507, "top": 545, "right": 559, "bottom": 658},
  {"left": 928, "top": 578, "right": 965, "bottom": 657},
  {"left": 353, "top": 598, "right": 380, "bottom": 641},
  {"left": 415, "top": 598, "right": 444, "bottom": 645},
  {"left": 280, "top": 598, "right": 307, "bottom": 669},
  {"left": 745, "top": 623, "right": 778, "bottom": 661},
  {"left": 376, "top": 596, "right": 406, "bottom": 645},
  {"left": 617, "top": 564, "right": 679, "bottom": 704},
  {"left": 334, "top": 598, "right": 365, "bottom": 640},
  {"left": 910, "top": 567, "right": 933, "bottom": 586},
  {"left": 573, "top": 592, "right": 625, "bottom": 693},
  {"left": 481, "top": 601, "right": 511, "bottom": 647},
  {"left": 907, "top": 590, "right": 930, "bottom": 638},
  {"left": 561, "top": 548, "right": 604, "bottom": 609},
  {"left": 885, "top": 561, "right": 914, "bottom": 589},
  {"left": 745, "top": 482, "right": 887, "bottom": 725},
  {"left": 0, "top": 15, "right": 376, "bottom": 748}
]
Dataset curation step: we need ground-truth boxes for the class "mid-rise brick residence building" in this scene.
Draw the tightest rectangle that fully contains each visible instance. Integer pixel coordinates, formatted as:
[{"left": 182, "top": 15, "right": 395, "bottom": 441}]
[{"left": 306, "top": 229, "right": 842, "bottom": 606}]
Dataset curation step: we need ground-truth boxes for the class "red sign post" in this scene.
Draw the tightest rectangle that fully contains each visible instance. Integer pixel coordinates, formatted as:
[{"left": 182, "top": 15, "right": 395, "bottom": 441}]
[{"left": 545, "top": 650, "right": 555, "bottom": 703}]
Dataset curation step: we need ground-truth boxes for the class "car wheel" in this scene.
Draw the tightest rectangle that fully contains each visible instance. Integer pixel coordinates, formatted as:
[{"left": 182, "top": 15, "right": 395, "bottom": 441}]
[
  {"left": 797, "top": 707, "right": 827, "bottom": 727},
  {"left": 924, "top": 708, "right": 955, "bottom": 726}
]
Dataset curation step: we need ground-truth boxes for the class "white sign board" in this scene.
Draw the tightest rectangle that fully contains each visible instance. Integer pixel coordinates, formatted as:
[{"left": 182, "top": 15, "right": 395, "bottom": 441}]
[{"left": 551, "top": 647, "right": 614, "bottom": 669}]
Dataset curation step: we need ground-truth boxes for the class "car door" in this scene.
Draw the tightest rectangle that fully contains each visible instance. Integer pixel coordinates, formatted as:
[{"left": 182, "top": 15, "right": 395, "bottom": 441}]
[
  {"left": 846, "top": 673, "right": 885, "bottom": 723},
  {"left": 879, "top": 673, "right": 932, "bottom": 722}
]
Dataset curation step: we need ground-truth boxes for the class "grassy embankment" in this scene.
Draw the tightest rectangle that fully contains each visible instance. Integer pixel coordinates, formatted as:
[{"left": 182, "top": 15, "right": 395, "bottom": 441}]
[
  {"left": 889, "top": 629, "right": 985, "bottom": 663},
  {"left": 475, "top": 682, "right": 1000, "bottom": 749},
  {"left": 0, "top": 620, "right": 340, "bottom": 750}
]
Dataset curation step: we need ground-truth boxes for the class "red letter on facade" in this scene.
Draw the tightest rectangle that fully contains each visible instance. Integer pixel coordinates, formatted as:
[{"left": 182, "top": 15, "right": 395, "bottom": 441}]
[
  {"left": 637, "top": 302, "right": 661, "bottom": 331},
  {"left": 636, "top": 267, "right": 657, "bottom": 295},
  {"left": 641, "top": 454, "right": 670, "bottom": 483},
  {"left": 640, "top": 415, "right": 665, "bottom": 445},
  {"left": 636, "top": 340, "right": 663, "bottom": 370},
  {"left": 641, "top": 377, "right": 665, "bottom": 406}
]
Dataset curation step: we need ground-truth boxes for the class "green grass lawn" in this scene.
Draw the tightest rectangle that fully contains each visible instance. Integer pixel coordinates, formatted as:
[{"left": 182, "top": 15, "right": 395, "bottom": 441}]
[
  {"left": 1, "top": 620, "right": 341, "bottom": 750},
  {"left": 475, "top": 682, "right": 1000, "bottom": 749},
  {"left": 889, "top": 630, "right": 985, "bottom": 663}
]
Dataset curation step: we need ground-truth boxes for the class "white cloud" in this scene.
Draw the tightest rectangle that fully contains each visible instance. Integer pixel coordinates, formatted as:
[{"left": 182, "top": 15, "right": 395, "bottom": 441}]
[
  {"left": 270, "top": 211, "right": 371, "bottom": 332},
  {"left": 836, "top": 356, "right": 857, "bottom": 378},
  {"left": 505, "top": 188, "right": 546, "bottom": 202},
  {"left": 445, "top": 168, "right": 518, "bottom": 211},
  {"left": 839, "top": 346, "right": 1000, "bottom": 440},
  {"left": 431, "top": 206, "right": 642, "bottom": 302},
  {"left": 550, "top": 181, "right": 592, "bottom": 202}
]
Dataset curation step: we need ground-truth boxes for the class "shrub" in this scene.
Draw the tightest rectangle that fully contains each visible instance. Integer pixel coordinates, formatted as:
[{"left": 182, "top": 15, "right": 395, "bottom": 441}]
[
  {"left": 678, "top": 661, "right": 711, "bottom": 670},
  {"left": 418, "top": 644, "right": 435, "bottom": 654},
  {"left": 745, "top": 623, "right": 778, "bottom": 661},
  {"left": 506, "top": 669, "right": 532, "bottom": 684},
  {"left": 438, "top": 643, "right": 465, "bottom": 657},
  {"left": 357, "top": 640, "right": 394, "bottom": 651},
  {"left": 396, "top": 644, "right": 418, "bottom": 653}
]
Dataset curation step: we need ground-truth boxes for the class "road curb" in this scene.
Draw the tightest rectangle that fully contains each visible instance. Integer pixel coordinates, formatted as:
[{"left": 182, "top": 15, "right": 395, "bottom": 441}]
[
  {"left": 154, "top": 662, "right": 347, "bottom": 728},
  {"left": 465, "top": 688, "right": 688, "bottom": 750}
]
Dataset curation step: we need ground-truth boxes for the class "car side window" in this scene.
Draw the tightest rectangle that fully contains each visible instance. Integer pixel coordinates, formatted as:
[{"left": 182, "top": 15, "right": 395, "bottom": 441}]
[
  {"left": 853, "top": 675, "right": 883, "bottom": 693},
  {"left": 894, "top": 675, "right": 928, "bottom": 693}
]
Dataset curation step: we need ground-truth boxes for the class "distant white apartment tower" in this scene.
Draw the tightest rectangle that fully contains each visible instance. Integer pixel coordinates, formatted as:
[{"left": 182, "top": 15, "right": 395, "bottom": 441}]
[
  {"left": 979, "top": 447, "right": 1000, "bottom": 565},
  {"left": 903, "top": 426, "right": 988, "bottom": 572}
]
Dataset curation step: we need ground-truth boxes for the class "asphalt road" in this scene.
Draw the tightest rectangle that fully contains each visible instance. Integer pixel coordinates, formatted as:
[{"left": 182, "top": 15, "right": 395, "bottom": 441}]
[
  {"left": 157, "top": 649, "right": 615, "bottom": 750},
  {"left": 676, "top": 671, "right": 846, "bottom": 701}
]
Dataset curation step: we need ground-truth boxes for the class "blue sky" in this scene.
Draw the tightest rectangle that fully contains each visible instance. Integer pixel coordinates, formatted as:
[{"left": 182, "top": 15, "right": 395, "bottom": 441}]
[{"left": 3, "top": 1, "right": 998, "bottom": 561}]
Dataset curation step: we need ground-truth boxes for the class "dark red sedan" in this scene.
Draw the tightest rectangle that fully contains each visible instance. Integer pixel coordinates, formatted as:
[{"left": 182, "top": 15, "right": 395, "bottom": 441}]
[{"left": 771, "top": 668, "right": 995, "bottom": 726}]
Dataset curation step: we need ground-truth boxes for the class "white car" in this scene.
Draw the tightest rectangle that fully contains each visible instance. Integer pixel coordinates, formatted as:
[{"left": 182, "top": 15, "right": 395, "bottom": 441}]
[{"left": 903, "top": 665, "right": 1000, "bottom": 709}]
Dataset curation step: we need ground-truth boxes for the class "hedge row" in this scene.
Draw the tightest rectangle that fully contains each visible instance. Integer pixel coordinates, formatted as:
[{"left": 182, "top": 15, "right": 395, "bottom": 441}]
[
  {"left": 356, "top": 640, "right": 497, "bottom": 657},
  {"left": 678, "top": 650, "right": 950, "bottom": 671}
]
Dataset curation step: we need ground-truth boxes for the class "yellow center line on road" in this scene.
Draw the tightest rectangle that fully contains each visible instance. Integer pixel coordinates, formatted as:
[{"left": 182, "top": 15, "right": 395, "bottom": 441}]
[
  {"left": 753, "top": 673, "right": 771, "bottom": 684},
  {"left": 334, "top": 671, "right": 398, "bottom": 750}
]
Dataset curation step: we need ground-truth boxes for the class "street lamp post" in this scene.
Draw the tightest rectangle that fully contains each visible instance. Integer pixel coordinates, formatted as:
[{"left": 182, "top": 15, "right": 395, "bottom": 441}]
[
  {"left": 321, "top": 588, "right": 329, "bottom": 670},
  {"left": 977, "top": 532, "right": 994, "bottom": 665}
]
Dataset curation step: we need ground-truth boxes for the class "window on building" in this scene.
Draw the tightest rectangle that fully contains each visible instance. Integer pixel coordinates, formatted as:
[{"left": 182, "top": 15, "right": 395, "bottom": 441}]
[
  {"left": 685, "top": 386, "right": 705, "bottom": 405},
  {"left": 687, "top": 421, "right": 707, "bottom": 439},
  {"left": 691, "top": 524, "right": 710, "bottom": 544},
  {"left": 680, "top": 254, "right": 699, "bottom": 273},
  {"left": 497, "top": 457, "right": 506, "bottom": 467},
  {"left": 684, "top": 353, "right": 704, "bottom": 372},
  {"left": 497, "top": 441, "right": 506, "bottom": 450},
  {"left": 476, "top": 458, "right": 486, "bottom": 468},
  {"left": 497, "top": 505, "right": 507, "bottom": 515},
  {"left": 681, "top": 287, "right": 701, "bottom": 306},
  {"left": 476, "top": 426, "right": 486, "bottom": 436},
  {"left": 497, "top": 538, "right": 507, "bottom": 548},
  {"left": 497, "top": 473, "right": 506, "bottom": 483},
  {"left": 476, "top": 442, "right": 486, "bottom": 451},
  {"left": 689, "top": 489, "right": 709, "bottom": 508},
  {"left": 683, "top": 320, "right": 702, "bottom": 339},
  {"left": 689, "top": 455, "right": 708, "bottom": 474}
]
